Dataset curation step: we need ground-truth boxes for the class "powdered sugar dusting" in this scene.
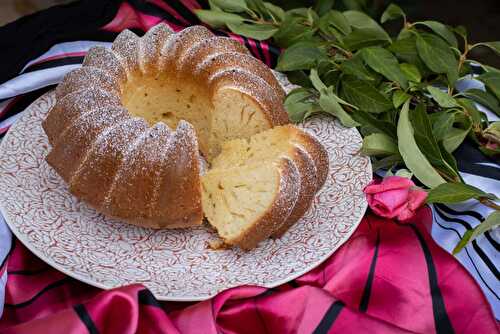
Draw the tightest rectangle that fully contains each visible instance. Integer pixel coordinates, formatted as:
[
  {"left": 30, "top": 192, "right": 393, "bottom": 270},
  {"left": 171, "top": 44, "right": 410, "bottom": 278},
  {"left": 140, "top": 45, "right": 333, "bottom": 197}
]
[
  {"left": 56, "top": 67, "right": 121, "bottom": 100},
  {"left": 276, "top": 157, "right": 301, "bottom": 229},
  {"left": 111, "top": 29, "right": 140, "bottom": 78},
  {"left": 45, "top": 87, "right": 121, "bottom": 143},
  {"left": 102, "top": 125, "right": 156, "bottom": 208},
  {"left": 88, "top": 117, "right": 148, "bottom": 162},
  {"left": 57, "top": 106, "right": 129, "bottom": 149},
  {"left": 178, "top": 36, "right": 248, "bottom": 74},
  {"left": 209, "top": 69, "right": 287, "bottom": 125},
  {"left": 83, "top": 46, "right": 127, "bottom": 84},
  {"left": 67, "top": 115, "right": 132, "bottom": 184},
  {"left": 139, "top": 23, "right": 174, "bottom": 74},
  {"left": 159, "top": 26, "right": 213, "bottom": 72},
  {"left": 202, "top": 52, "right": 284, "bottom": 98},
  {"left": 46, "top": 24, "right": 290, "bottom": 227}
]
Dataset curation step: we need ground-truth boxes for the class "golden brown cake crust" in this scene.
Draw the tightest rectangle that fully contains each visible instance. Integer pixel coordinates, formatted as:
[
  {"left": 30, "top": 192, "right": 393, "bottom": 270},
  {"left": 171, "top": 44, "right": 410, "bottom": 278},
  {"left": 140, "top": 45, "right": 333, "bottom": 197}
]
[
  {"left": 295, "top": 131, "right": 329, "bottom": 189},
  {"left": 69, "top": 118, "right": 149, "bottom": 209},
  {"left": 209, "top": 69, "right": 289, "bottom": 126},
  {"left": 44, "top": 24, "right": 289, "bottom": 232},
  {"left": 271, "top": 145, "right": 318, "bottom": 238},
  {"left": 178, "top": 36, "right": 250, "bottom": 74},
  {"left": 230, "top": 158, "right": 300, "bottom": 250},
  {"left": 42, "top": 87, "right": 121, "bottom": 145},
  {"left": 45, "top": 106, "right": 130, "bottom": 182}
]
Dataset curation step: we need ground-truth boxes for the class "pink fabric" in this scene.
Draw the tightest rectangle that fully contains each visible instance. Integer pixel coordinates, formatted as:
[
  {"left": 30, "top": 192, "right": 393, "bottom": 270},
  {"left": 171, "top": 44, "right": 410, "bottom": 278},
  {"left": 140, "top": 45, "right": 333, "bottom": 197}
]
[
  {"left": 102, "top": 2, "right": 165, "bottom": 33},
  {"left": 365, "top": 176, "right": 428, "bottom": 221},
  {"left": 101, "top": 1, "right": 277, "bottom": 67},
  {"left": 0, "top": 208, "right": 497, "bottom": 333}
]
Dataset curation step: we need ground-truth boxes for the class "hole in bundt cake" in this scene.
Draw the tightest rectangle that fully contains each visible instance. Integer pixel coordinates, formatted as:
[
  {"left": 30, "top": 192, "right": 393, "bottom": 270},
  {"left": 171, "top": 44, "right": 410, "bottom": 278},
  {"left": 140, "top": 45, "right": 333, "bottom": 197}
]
[{"left": 121, "top": 73, "right": 276, "bottom": 160}]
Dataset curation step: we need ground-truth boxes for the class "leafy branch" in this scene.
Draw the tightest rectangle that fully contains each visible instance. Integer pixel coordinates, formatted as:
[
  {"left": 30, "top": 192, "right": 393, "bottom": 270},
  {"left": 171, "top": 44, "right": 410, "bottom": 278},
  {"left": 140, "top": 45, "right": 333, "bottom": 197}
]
[{"left": 196, "top": 0, "right": 500, "bottom": 253}]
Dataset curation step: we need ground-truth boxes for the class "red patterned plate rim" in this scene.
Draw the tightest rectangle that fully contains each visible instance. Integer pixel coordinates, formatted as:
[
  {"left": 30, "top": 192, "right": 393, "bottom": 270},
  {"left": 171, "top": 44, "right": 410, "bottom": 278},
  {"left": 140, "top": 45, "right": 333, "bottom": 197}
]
[{"left": 0, "top": 89, "right": 372, "bottom": 301}]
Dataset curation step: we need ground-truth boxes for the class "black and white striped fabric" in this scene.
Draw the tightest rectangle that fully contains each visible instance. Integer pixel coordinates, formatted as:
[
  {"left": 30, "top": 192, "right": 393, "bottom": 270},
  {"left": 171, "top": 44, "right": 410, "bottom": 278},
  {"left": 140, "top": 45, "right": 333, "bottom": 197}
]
[{"left": 0, "top": 0, "right": 498, "bottom": 320}]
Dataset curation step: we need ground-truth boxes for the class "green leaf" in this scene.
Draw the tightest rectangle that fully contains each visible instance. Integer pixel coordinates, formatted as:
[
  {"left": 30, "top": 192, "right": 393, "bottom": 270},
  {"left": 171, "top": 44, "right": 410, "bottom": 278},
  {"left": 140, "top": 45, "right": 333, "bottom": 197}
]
[
  {"left": 195, "top": 10, "right": 245, "bottom": 28},
  {"left": 310, "top": 70, "right": 359, "bottom": 127},
  {"left": 453, "top": 211, "right": 500, "bottom": 254},
  {"left": 318, "top": 87, "right": 359, "bottom": 127},
  {"left": 276, "top": 43, "right": 326, "bottom": 71},
  {"left": 398, "top": 101, "right": 447, "bottom": 188},
  {"left": 343, "top": 10, "right": 390, "bottom": 50},
  {"left": 272, "top": 13, "right": 316, "bottom": 47},
  {"left": 478, "top": 72, "right": 500, "bottom": 101},
  {"left": 264, "top": 2, "right": 285, "bottom": 22},
  {"left": 209, "top": 0, "right": 248, "bottom": 12},
  {"left": 344, "top": 28, "right": 391, "bottom": 50},
  {"left": 319, "top": 10, "right": 351, "bottom": 36},
  {"left": 343, "top": 10, "right": 390, "bottom": 39},
  {"left": 400, "top": 63, "right": 421, "bottom": 82},
  {"left": 457, "top": 98, "right": 486, "bottom": 129},
  {"left": 226, "top": 22, "right": 278, "bottom": 40},
  {"left": 427, "top": 183, "right": 496, "bottom": 204},
  {"left": 361, "top": 46, "right": 408, "bottom": 89},
  {"left": 322, "top": 68, "right": 342, "bottom": 87},
  {"left": 381, "top": 4, "right": 405, "bottom": 23},
  {"left": 427, "top": 86, "right": 458, "bottom": 108},
  {"left": 454, "top": 26, "right": 467, "bottom": 40},
  {"left": 388, "top": 36, "right": 430, "bottom": 75},
  {"left": 431, "top": 112, "right": 454, "bottom": 141},
  {"left": 392, "top": 90, "right": 411, "bottom": 108},
  {"left": 246, "top": 0, "right": 269, "bottom": 15},
  {"left": 309, "top": 68, "right": 327, "bottom": 92},
  {"left": 350, "top": 110, "right": 397, "bottom": 138},
  {"left": 415, "top": 21, "right": 458, "bottom": 47},
  {"left": 462, "top": 89, "right": 500, "bottom": 116},
  {"left": 361, "top": 133, "right": 398, "bottom": 156},
  {"left": 372, "top": 154, "right": 402, "bottom": 171},
  {"left": 395, "top": 168, "right": 413, "bottom": 179},
  {"left": 439, "top": 141, "right": 462, "bottom": 182},
  {"left": 341, "top": 53, "right": 378, "bottom": 81},
  {"left": 284, "top": 88, "right": 320, "bottom": 122},
  {"left": 315, "top": 0, "right": 336, "bottom": 16},
  {"left": 342, "top": 0, "right": 365, "bottom": 11},
  {"left": 473, "top": 41, "right": 500, "bottom": 56},
  {"left": 307, "top": 8, "right": 320, "bottom": 26},
  {"left": 341, "top": 77, "right": 393, "bottom": 113},
  {"left": 387, "top": 35, "right": 431, "bottom": 76},
  {"left": 416, "top": 33, "right": 458, "bottom": 82},
  {"left": 410, "top": 103, "right": 459, "bottom": 179},
  {"left": 443, "top": 126, "right": 470, "bottom": 153}
]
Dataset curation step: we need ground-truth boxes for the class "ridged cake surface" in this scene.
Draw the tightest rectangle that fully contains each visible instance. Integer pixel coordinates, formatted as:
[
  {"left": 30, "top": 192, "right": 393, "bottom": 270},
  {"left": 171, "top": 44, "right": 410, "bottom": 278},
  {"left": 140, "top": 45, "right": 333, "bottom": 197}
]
[{"left": 43, "top": 24, "right": 289, "bottom": 229}]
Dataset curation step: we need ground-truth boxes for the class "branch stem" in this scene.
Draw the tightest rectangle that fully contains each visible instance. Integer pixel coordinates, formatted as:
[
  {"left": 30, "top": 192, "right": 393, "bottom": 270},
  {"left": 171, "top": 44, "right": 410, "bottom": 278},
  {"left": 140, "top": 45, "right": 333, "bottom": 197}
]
[{"left": 480, "top": 198, "right": 500, "bottom": 211}]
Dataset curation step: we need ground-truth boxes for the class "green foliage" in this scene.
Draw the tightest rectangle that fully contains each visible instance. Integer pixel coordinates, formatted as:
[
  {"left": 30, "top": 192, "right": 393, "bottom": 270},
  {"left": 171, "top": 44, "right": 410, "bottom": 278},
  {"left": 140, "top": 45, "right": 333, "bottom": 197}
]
[
  {"left": 453, "top": 211, "right": 500, "bottom": 254},
  {"left": 380, "top": 4, "right": 405, "bottom": 24},
  {"left": 427, "top": 183, "right": 497, "bottom": 204},
  {"left": 196, "top": 0, "right": 500, "bottom": 252}
]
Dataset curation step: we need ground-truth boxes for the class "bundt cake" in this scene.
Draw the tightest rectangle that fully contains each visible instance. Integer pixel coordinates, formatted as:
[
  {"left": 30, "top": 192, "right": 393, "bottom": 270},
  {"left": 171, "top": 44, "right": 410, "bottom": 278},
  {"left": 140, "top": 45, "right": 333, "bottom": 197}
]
[{"left": 43, "top": 23, "right": 329, "bottom": 248}]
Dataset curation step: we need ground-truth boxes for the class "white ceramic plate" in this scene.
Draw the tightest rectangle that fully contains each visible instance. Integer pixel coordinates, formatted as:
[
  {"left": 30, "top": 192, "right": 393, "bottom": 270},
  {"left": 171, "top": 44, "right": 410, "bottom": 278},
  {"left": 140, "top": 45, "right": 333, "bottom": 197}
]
[{"left": 0, "top": 89, "right": 371, "bottom": 301}]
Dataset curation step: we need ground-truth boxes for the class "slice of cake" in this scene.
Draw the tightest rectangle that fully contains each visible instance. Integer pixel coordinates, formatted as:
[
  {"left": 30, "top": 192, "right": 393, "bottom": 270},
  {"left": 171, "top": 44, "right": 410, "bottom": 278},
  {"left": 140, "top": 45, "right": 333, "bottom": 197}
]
[
  {"left": 202, "top": 158, "right": 300, "bottom": 250},
  {"left": 212, "top": 125, "right": 329, "bottom": 238},
  {"left": 202, "top": 125, "right": 329, "bottom": 249}
]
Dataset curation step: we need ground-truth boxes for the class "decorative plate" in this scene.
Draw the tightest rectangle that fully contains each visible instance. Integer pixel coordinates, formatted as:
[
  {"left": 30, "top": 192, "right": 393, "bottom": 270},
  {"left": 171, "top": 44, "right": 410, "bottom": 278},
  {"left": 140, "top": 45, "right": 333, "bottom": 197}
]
[{"left": 0, "top": 88, "right": 371, "bottom": 301}]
